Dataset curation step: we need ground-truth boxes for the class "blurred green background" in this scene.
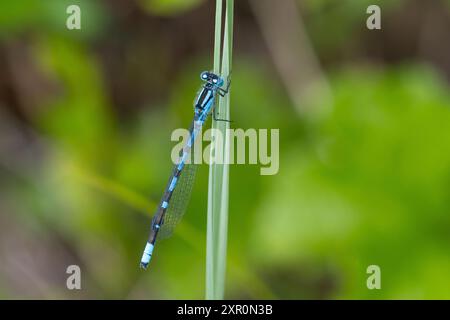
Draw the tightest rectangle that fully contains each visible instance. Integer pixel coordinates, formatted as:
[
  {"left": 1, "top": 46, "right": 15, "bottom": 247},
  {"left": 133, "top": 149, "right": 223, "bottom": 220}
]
[{"left": 0, "top": 0, "right": 449, "bottom": 299}]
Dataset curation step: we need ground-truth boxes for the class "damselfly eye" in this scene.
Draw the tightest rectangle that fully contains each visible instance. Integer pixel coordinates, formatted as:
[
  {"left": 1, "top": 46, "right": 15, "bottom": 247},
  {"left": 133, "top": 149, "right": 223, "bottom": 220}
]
[
  {"left": 200, "top": 71, "right": 208, "bottom": 80},
  {"left": 213, "top": 78, "right": 218, "bottom": 83}
]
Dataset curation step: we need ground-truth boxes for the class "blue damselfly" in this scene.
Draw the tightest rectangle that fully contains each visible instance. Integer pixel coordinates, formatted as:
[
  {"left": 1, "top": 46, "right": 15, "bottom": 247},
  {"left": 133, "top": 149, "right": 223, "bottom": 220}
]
[{"left": 140, "top": 71, "right": 230, "bottom": 269}]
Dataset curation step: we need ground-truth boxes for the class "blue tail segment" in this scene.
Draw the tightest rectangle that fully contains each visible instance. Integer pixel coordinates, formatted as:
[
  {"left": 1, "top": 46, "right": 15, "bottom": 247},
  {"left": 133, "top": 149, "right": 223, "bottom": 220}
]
[{"left": 140, "top": 242, "right": 154, "bottom": 269}]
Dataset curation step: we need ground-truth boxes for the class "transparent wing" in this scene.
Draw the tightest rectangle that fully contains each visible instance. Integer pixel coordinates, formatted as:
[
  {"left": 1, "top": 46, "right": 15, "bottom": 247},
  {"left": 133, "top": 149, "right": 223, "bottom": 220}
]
[
  {"left": 158, "top": 121, "right": 200, "bottom": 240},
  {"left": 158, "top": 162, "right": 197, "bottom": 239}
]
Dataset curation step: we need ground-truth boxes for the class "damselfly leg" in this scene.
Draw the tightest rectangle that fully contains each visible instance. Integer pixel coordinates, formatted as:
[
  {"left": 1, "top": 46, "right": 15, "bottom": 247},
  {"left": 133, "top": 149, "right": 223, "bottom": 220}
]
[
  {"left": 214, "top": 78, "right": 232, "bottom": 122},
  {"left": 218, "top": 76, "right": 231, "bottom": 97}
]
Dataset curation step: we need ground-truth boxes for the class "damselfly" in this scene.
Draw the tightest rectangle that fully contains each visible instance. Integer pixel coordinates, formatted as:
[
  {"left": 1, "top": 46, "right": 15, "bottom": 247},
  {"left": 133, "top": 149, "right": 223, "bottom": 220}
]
[{"left": 140, "top": 71, "right": 230, "bottom": 269}]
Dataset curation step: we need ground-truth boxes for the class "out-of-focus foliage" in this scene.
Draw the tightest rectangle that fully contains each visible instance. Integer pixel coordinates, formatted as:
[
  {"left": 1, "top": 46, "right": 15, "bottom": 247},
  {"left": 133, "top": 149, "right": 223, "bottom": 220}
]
[
  {"left": 302, "top": 0, "right": 403, "bottom": 54},
  {"left": 0, "top": 0, "right": 449, "bottom": 299},
  {"left": 252, "top": 66, "right": 450, "bottom": 299},
  {"left": 0, "top": 0, "right": 106, "bottom": 39},
  {"left": 139, "top": 0, "right": 206, "bottom": 16}
]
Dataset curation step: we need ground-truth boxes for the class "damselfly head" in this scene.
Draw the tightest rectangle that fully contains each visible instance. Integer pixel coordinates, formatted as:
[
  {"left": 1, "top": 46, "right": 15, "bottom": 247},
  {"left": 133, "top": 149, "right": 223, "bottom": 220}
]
[{"left": 200, "top": 71, "right": 224, "bottom": 86}]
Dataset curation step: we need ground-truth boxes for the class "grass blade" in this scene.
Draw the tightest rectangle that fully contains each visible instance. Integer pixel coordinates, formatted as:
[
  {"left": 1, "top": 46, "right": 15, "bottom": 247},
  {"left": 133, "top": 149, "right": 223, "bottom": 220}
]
[{"left": 206, "top": 0, "right": 234, "bottom": 300}]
